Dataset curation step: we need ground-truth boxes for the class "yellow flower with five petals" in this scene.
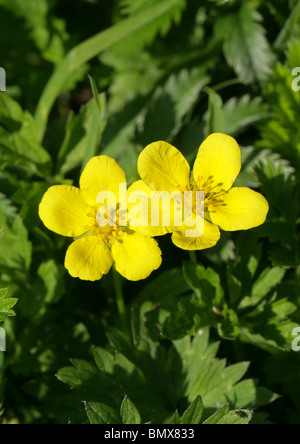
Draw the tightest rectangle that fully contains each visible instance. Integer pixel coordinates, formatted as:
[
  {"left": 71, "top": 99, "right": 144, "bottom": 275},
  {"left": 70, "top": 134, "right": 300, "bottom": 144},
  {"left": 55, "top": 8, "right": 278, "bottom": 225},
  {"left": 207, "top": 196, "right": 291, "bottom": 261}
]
[
  {"left": 137, "top": 133, "right": 269, "bottom": 250},
  {"left": 39, "top": 156, "right": 162, "bottom": 281}
]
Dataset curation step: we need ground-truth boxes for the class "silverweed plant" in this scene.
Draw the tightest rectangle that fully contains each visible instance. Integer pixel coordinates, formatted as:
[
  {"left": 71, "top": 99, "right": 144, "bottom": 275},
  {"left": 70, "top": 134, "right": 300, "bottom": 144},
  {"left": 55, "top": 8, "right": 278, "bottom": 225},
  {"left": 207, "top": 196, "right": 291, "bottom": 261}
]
[{"left": 0, "top": 0, "right": 300, "bottom": 425}]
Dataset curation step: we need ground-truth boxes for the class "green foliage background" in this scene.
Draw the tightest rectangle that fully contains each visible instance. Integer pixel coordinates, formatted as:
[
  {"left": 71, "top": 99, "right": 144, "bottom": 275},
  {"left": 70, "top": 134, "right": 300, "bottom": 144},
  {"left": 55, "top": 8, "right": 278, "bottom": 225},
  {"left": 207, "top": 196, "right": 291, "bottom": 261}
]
[{"left": 0, "top": 0, "right": 300, "bottom": 424}]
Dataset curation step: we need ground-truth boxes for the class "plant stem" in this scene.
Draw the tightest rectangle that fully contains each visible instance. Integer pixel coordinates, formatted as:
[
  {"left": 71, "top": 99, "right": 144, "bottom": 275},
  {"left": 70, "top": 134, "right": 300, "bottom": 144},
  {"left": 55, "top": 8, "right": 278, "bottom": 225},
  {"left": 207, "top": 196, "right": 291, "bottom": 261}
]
[
  {"left": 189, "top": 251, "right": 198, "bottom": 264},
  {"left": 113, "top": 269, "right": 130, "bottom": 337}
]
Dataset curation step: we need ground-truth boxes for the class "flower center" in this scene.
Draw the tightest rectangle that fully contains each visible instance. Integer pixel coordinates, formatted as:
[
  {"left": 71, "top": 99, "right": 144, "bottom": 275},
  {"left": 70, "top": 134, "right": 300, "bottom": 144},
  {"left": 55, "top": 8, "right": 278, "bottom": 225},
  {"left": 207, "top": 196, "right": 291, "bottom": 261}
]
[
  {"left": 192, "top": 176, "right": 228, "bottom": 212},
  {"left": 84, "top": 205, "right": 127, "bottom": 246}
]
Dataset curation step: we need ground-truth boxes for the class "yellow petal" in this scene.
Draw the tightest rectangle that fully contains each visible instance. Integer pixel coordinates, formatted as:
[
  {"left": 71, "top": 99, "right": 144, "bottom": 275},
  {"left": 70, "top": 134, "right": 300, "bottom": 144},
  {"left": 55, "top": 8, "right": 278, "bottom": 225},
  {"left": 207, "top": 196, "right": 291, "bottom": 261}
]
[
  {"left": 172, "top": 219, "right": 220, "bottom": 250},
  {"left": 209, "top": 187, "right": 269, "bottom": 231},
  {"left": 39, "top": 185, "right": 91, "bottom": 237},
  {"left": 127, "top": 180, "right": 173, "bottom": 237},
  {"left": 138, "top": 141, "right": 190, "bottom": 193},
  {"left": 111, "top": 231, "right": 162, "bottom": 281},
  {"left": 193, "top": 133, "right": 241, "bottom": 193},
  {"left": 80, "top": 156, "right": 126, "bottom": 206},
  {"left": 65, "top": 236, "right": 113, "bottom": 281}
]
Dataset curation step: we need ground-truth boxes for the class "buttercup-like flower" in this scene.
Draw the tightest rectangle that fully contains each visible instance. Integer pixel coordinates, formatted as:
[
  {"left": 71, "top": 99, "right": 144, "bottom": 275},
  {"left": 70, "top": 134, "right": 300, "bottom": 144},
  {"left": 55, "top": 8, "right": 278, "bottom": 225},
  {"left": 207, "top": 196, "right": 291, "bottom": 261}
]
[
  {"left": 137, "top": 133, "right": 269, "bottom": 250},
  {"left": 39, "top": 156, "right": 162, "bottom": 281}
]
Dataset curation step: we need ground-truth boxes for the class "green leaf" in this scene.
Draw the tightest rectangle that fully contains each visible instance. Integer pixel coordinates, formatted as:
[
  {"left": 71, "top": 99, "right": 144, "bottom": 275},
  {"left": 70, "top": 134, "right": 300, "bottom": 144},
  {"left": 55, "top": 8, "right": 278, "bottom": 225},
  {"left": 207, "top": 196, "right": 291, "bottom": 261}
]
[
  {"left": 203, "top": 405, "right": 230, "bottom": 424},
  {"left": 215, "top": 2, "right": 274, "bottom": 83},
  {"left": 81, "top": 77, "right": 107, "bottom": 172},
  {"left": 0, "top": 215, "right": 32, "bottom": 281},
  {"left": 268, "top": 298, "right": 297, "bottom": 320},
  {"left": 120, "top": 396, "right": 141, "bottom": 424},
  {"left": 214, "top": 409, "right": 253, "bottom": 425},
  {"left": 251, "top": 267, "right": 286, "bottom": 299},
  {"left": 12, "top": 181, "right": 49, "bottom": 228},
  {"left": 257, "top": 60, "right": 300, "bottom": 166},
  {"left": 162, "top": 262, "right": 240, "bottom": 340},
  {"left": 162, "top": 304, "right": 197, "bottom": 341},
  {"left": 58, "top": 93, "right": 106, "bottom": 176},
  {"left": 225, "top": 379, "right": 277, "bottom": 409},
  {"left": 112, "top": 0, "right": 186, "bottom": 56},
  {"left": 0, "top": 193, "right": 17, "bottom": 220},
  {"left": 92, "top": 347, "right": 115, "bottom": 374},
  {"left": 85, "top": 402, "right": 120, "bottom": 425},
  {"left": 223, "top": 95, "right": 269, "bottom": 136},
  {"left": 168, "top": 410, "right": 181, "bottom": 424},
  {"left": 183, "top": 262, "right": 224, "bottom": 307},
  {"left": 204, "top": 88, "right": 224, "bottom": 136},
  {"left": 0, "top": 0, "right": 68, "bottom": 63},
  {"left": 274, "top": 0, "right": 300, "bottom": 50},
  {"left": 34, "top": 0, "right": 186, "bottom": 140},
  {"left": 121, "top": 0, "right": 169, "bottom": 15},
  {"left": 140, "top": 69, "right": 210, "bottom": 143},
  {"left": 218, "top": 307, "right": 240, "bottom": 340},
  {"left": 0, "top": 94, "right": 52, "bottom": 176},
  {"left": 137, "top": 268, "right": 190, "bottom": 304},
  {"left": 179, "top": 396, "right": 204, "bottom": 424},
  {"left": 37, "top": 260, "right": 65, "bottom": 304},
  {"left": 58, "top": 326, "right": 275, "bottom": 424},
  {"left": 0, "top": 288, "right": 18, "bottom": 322},
  {"left": 88, "top": 75, "right": 105, "bottom": 118},
  {"left": 241, "top": 296, "right": 299, "bottom": 352}
]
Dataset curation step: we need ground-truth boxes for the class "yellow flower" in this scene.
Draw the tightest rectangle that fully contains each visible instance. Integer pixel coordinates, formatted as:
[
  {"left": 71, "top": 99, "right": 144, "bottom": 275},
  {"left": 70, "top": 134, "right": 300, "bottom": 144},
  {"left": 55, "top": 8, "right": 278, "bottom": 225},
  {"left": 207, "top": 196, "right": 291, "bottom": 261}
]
[
  {"left": 39, "top": 156, "right": 162, "bottom": 281},
  {"left": 137, "top": 133, "right": 269, "bottom": 250}
]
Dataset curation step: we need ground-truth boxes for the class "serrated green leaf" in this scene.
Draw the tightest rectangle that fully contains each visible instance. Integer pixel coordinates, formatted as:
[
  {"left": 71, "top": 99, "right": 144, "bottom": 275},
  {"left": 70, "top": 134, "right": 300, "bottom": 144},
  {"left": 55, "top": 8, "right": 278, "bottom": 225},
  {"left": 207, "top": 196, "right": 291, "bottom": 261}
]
[
  {"left": 85, "top": 402, "right": 120, "bottom": 425},
  {"left": 0, "top": 288, "right": 18, "bottom": 322},
  {"left": 214, "top": 409, "right": 253, "bottom": 424},
  {"left": 223, "top": 95, "right": 269, "bottom": 136},
  {"left": 180, "top": 396, "right": 204, "bottom": 424},
  {"left": 257, "top": 60, "right": 300, "bottom": 166},
  {"left": 203, "top": 405, "right": 230, "bottom": 424},
  {"left": 215, "top": 3, "right": 274, "bottom": 83},
  {"left": 120, "top": 396, "right": 141, "bottom": 424},
  {"left": 0, "top": 193, "right": 17, "bottom": 220},
  {"left": 58, "top": 326, "right": 275, "bottom": 424},
  {"left": 140, "top": 69, "right": 210, "bottom": 143},
  {"left": 168, "top": 410, "right": 181, "bottom": 424}
]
